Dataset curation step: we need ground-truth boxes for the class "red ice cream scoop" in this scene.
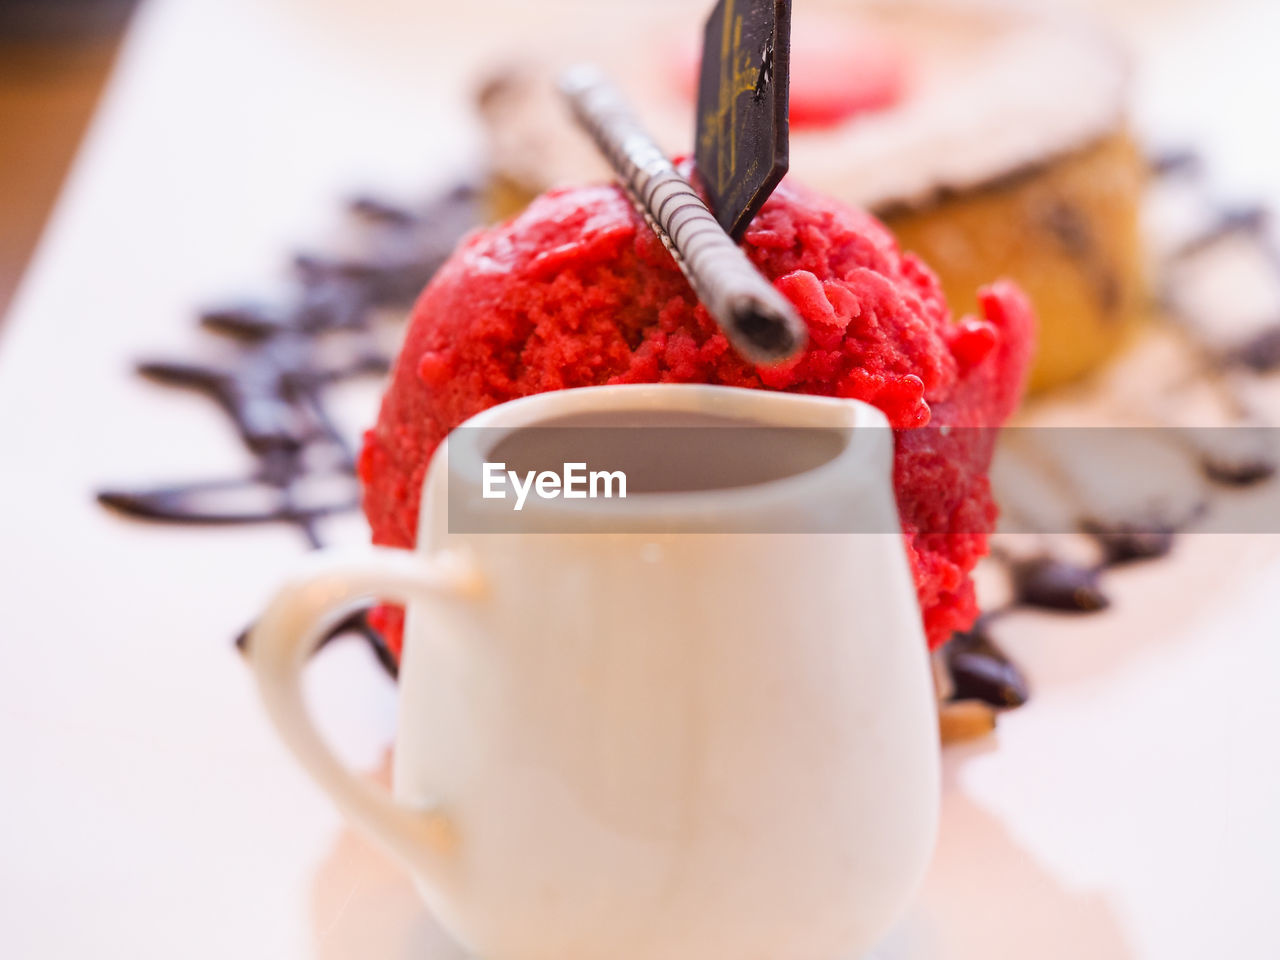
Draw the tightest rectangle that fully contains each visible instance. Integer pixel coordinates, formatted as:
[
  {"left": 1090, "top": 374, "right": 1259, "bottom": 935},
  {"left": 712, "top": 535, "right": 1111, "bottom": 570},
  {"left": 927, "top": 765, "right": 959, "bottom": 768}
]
[{"left": 358, "top": 178, "right": 1034, "bottom": 657}]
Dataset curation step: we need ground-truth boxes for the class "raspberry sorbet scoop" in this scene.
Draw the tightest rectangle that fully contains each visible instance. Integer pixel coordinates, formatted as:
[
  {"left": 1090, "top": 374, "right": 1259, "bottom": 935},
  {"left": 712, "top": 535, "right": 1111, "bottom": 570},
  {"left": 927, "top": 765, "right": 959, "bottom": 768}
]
[{"left": 359, "top": 179, "right": 1034, "bottom": 655}]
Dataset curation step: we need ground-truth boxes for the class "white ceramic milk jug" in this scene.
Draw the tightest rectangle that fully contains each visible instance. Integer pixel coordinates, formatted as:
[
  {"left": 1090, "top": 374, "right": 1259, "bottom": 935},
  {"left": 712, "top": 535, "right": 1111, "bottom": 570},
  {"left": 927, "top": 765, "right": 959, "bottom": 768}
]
[{"left": 248, "top": 384, "right": 940, "bottom": 960}]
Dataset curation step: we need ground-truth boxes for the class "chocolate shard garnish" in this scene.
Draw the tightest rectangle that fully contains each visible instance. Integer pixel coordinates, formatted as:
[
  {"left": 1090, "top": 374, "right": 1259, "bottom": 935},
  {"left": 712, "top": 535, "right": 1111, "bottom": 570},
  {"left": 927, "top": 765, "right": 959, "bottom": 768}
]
[
  {"left": 946, "top": 624, "right": 1030, "bottom": 708},
  {"left": 1010, "top": 555, "right": 1110, "bottom": 612},
  {"left": 695, "top": 0, "right": 791, "bottom": 240},
  {"left": 559, "top": 65, "right": 806, "bottom": 365}
]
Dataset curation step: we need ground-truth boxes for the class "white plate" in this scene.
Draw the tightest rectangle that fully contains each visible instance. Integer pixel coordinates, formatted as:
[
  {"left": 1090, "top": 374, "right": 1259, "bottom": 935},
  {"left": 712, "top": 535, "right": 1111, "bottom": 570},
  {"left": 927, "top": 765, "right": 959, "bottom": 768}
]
[{"left": 2, "top": 1, "right": 1278, "bottom": 957}]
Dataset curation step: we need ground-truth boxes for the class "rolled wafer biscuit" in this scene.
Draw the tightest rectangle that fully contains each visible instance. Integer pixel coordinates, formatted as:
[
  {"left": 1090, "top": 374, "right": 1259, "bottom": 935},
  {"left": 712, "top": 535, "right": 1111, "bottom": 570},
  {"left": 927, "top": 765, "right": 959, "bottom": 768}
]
[{"left": 559, "top": 65, "right": 807, "bottom": 366}]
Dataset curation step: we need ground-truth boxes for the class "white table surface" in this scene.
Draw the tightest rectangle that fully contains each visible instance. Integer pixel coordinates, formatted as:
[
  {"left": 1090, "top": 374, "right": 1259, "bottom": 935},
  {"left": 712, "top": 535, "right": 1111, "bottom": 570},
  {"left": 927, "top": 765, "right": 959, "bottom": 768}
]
[{"left": 2, "top": 1, "right": 1279, "bottom": 957}]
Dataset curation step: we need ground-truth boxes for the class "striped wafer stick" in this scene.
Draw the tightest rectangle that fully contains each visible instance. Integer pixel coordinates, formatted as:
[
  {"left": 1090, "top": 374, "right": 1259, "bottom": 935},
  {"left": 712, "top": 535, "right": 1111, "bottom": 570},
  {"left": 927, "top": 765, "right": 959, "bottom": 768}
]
[{"left": 558, "top": 65, "right": 807, "bottom": 366}]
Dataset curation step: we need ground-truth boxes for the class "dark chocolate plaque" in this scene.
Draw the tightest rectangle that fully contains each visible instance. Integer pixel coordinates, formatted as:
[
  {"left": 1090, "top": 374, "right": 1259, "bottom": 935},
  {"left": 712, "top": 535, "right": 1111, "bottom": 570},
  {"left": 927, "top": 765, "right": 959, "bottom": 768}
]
[{"left": 695, "top": 0, "right": 791, "bottom": 240}]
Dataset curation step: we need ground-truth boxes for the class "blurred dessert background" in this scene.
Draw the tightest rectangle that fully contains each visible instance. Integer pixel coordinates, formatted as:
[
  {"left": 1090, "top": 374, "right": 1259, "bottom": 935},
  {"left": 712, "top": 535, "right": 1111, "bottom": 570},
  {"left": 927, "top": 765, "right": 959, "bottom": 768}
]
[
  {"left": 479, "top": 1, "right": 1145, "bottom": 391},
  {"left": 5, "top": 0, "right": 1278, "bottom": 386}
]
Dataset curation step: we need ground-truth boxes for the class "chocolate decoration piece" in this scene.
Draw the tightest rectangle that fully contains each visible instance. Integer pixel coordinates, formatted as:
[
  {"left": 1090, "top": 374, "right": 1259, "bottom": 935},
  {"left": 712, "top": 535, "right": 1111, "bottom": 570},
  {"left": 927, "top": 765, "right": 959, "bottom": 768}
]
[
  {"left": 1168, "top": 203, "right": 1270, "bottom": 261},
  {"left": 1197, "top": 437, "right": 1278, "bottom": 486},
  {"left": 946, "top": 624, "right": 1030, "bottom": 708},
  {"left": 234, "top": 605, "right": 398, "bottom": 678},
  {"left": 349, "top": 195, "right": 420, "bottom": 227},
  {"left": 96, "top": 179, "right": 482, "bottom": 676},
  {"left": 1011, "top": 556, "right": 1110, "bottom": 612},
  {"left": 1149, "top": 149, "right": 1202, "bottom": 177},
  {"left": 1201, "top": 452, "right": 1277, "bottom": 486},
  {"left": 1205, "top": 459, "right": 1275, "bottom": 486},
  {"left": 1086, "top": 523, "right": 1177, "bottom": 566},
  {"left": 100, "top": 179, "right": 480, "bottom": 529},
  {"left": 968, "top": 150, "right": 1280, "bottom": 649},
  {"left": 95, "top": 140, "right": 1280, "bottom": 709},
  {"left": 559, "top": 64, "right": 806, "bottom": 364},
  {"left": 1231, "top": 326, "right": 1280, "bottom": 373},
  {"left": 694, "top": 0, "right": 791, "bottom": 240},
  {"left": 200, "top": 303, "right": 295, "bottom": 340},
  {"left": 98, "top": 473, "right": 358, "bottom": 526},
  {"left": 935, "top": 149, "right": 1280, "bottom": 727}
]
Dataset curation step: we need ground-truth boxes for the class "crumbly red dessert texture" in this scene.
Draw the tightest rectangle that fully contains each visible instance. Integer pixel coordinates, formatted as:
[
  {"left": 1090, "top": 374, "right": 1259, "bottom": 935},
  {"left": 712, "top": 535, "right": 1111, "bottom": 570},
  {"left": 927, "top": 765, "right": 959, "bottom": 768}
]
[{"left": 359, "top": 179, "right": 1034, "bottom": 656}]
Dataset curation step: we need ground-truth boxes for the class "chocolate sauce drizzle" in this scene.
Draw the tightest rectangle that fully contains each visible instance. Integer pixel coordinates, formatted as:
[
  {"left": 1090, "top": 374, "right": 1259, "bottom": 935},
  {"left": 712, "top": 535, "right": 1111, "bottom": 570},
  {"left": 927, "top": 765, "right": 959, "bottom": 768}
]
[
  {"left": 942, "top": 522, "right": 1180, "bottom": 709},
  {"left": 97, "top": 181, "right": 483, "bottom": 664},
  {"left": 945, "top": 624, "right": 1030, "bottom": 708},
  {"left": 936, "top": 148, "right": 1280, "bottom": 711},
  {"left": 96, "top": 149, "right": 1280, "bottom": 712}
]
